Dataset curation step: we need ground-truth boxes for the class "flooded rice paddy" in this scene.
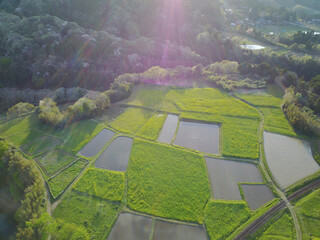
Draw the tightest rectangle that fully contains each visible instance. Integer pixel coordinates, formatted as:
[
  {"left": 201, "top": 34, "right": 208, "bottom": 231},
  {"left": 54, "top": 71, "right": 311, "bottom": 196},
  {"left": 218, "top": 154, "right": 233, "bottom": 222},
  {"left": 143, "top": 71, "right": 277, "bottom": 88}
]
[
  {"left": 241, "top": 184, "right": 274, "bottom": 210},
  {"left": 108, "top": 213, "right": 208, "bottom": 240},
  {"left": 153, "top": 220, "right": 207, "bottom": 240},
  {"left": 157, "top": 114, "right": 179, "bottom": 144},
  {"left": 264, "top": 132, "right": 320, "bottom": 188},
  {"left": 108, "top": 213, "right": 152, "bottom": 240},
  {"left": 95, "top": 137, "right": 133, "bottom": 171},
  {"left": 78, "top": 129, "right": 114, "bottom": 158},
  {"left": 205, "top": 157, "right": 263, "bottom": 200},
  {"left": 174, "top": 121, "right": 219, "bottom": 154}
]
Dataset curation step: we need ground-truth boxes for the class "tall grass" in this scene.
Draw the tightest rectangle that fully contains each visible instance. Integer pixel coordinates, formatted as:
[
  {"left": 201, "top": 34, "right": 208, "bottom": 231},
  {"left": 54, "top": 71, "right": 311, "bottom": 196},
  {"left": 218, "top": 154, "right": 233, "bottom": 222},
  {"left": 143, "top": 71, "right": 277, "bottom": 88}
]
[{"left": 127, "top": 139, "right": 211, "bottom": 223}]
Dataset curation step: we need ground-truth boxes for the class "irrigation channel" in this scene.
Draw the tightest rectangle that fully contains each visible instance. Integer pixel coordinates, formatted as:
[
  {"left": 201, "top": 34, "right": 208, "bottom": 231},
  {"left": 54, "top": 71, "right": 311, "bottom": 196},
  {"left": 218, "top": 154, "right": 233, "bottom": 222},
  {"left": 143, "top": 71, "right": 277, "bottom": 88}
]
[{"left": 234, "top": 178, "right": 320, "bottom": 239}]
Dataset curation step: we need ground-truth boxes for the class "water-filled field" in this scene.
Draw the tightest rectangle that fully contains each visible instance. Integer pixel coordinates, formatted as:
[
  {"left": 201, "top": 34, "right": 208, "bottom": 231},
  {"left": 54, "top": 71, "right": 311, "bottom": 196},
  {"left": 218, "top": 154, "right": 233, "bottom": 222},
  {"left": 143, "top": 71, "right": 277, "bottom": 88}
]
[
  {"left": 174, "top": 121, "right": 219, "bottom": 154},
  {"left": 95, "top": 137, "right": 133, "bottom": 171},
  {"left": 78, "top": 128, "right": 114, "bottom": 158},
  {"left": 241, "top": 184, "right": 274, "bottom": 210},
  {"left": 153, "top": 220, "right": 208, "bottom": 240},
  {"left": 205, "top": 157, "right": 263, "bottom": 200},
  {"left": 108, "top": 213, "right": 152, "bottom": 240},
  {"left": 264, "top": 132, "right": 320, "bottom": 188},
  {"left": 157, "top": 114, "right": 179, "bottom": 143},
  {"left": 108, "top": 213, "right": 208, "bottom": 240}
]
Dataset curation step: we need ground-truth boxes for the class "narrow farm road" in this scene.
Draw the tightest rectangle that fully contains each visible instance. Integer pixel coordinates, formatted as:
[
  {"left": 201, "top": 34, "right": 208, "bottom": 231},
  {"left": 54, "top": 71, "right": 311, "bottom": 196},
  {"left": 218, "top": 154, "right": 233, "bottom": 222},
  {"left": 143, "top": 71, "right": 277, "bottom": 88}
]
[{"left": 235, "top": 96, "right": 302, "bottom": 240}]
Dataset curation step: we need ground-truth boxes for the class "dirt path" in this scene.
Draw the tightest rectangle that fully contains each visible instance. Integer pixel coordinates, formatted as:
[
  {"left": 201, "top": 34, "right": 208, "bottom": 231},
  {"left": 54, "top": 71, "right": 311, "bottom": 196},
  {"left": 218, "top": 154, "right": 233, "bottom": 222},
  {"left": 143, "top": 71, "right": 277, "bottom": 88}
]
[{"left": 235, "top": 95, "right": 302, "bottom": 240}]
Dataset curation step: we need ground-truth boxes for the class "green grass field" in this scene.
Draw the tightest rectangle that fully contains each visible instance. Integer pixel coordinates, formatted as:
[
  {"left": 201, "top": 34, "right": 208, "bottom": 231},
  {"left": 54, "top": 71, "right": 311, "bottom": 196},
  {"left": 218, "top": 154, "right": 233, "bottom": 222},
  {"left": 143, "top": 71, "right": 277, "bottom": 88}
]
[
  {"left": 237, "top": 93, "right": 297, "bottom": 137},
  {"left": 110, "top": 107, "right": 153, "bottom": 134},
  {"left": 20, "top": 136, "right": 63, "bottom": 156},
  {"left": 53, "top": 190, "right": 121, "bottom": 239},
  {"left": 36, "top": 150, "right": 77, "bottom": 177},
  {"left": 48, "top": 159, "right": 88, "bottom": 198},
  {"left": 73, "top": 168, "right": 125, "bottom": 202},
  {"left": 204, "top": 200, "right": 251, "bottom": 240},
  {"left": 127, "top": 139, "right": 211, "bottom": 223},
  {"left": 119, "top": 84, "right": 168, "bottom": 110},
  {"left": 295, "top": 188, "right": 320, "bottom": 239},
  {"left": 247, "top": 210, "right": 296, "bottom": 240},
  {"left": 136, "top": 113, "right": 167, "bottom": 140},
  {"left": 160, "top": 88, "right": 261, "bottom": 159}
]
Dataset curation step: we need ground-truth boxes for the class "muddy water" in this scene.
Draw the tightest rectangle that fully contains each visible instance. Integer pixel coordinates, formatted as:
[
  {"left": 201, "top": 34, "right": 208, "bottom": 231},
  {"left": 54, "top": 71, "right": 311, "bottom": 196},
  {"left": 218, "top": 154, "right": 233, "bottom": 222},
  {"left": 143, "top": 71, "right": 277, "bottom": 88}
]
[
  {"left": 78, "top": 129, "right": 114, "bottom": 158},
  {"left": 157, "top": 114, "right": 179, "bottom": 144},
  {"left": 174, "top": 121, "right": 219, "bottom": 154},
  {"left": 0, "top": 213, "right": 16, "bottom": 239},
  {"left": 95, "top": 137, "right": 133, "bottom": 171}
]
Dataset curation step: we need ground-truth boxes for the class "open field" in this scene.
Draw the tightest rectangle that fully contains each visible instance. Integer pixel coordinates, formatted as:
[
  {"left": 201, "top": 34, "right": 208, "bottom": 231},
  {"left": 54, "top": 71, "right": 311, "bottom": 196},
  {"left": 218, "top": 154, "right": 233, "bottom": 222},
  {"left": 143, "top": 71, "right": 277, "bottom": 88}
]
[
  {"left": 108, "top": 213, "right": 153, "bottom": 240},
  {"left": 127, "top": 139, "right": 211, "bottom": 223},
  {"left": 247, "top": 210, "right": 296, "bottom": 240},
  {"left": 241, "top": 184, "right": 274, "bottom": 210},
  {"left": 20, "top": 135, "right": 63, "bottom": 156},
  {"left": 174, "top": 121, "right": 219, "bottom": 154},
  {"left": 153, "top": 220, "right": 207, "bottom": 240},
  {"left": 74, "top": 168, "right": 125, "bottom": 202},
  {"left": 295, "top": 188, "right": 320, "bottom": 239},
  {"left": 205, "top": 157, "right": 263, "bottom": 200},
  {"left": 237, "top": 93, "right": 297, "bottom": 137},
  {"left": 204, "top": 200, "right": 251, "bottom": 240},
  {"left": 77, "top": 128, "right": 115, "bottom": 158},
  {"left": 48, "top": 159, "right": 88, "bottom": 198},
  {"left": 264, "top": 132, "right": 320, "bottom": 188},
  {"left": 0, "top": 113, "right": 108, "bottom": 154},
  {"left": 53, "top": 190, "right": 121, "bottom": 239},
  {"left": 118, "top": 84, "right": 168, "bottom": 110},
  {"left": 95, "top": 137, "right": 133, "bottom": 171},
  {"left": 35, "top": 150, "right": 77, "bottom": 177},
  {"left": 160, "top": 88, "right": 261, "bottom": 159},
  {"left": 157, "top": 114, "right": 179, "bottom": 143},
  {"left": 111, "top": 107, "right": 153, "bottom": 134},
  {"left": 137, "top": 113, "right": 167, "bottom": 140}
]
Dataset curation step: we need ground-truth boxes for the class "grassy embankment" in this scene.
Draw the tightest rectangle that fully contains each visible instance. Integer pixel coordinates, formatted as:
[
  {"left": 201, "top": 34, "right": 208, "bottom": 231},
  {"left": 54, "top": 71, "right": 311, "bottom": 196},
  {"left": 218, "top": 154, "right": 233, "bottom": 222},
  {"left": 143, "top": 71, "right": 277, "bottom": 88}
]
[
  {"left": 236, "top": 93, "right": 297, "bottom": 137},
  {"left": 294, "top": 188, "right": 320, "bottom": 239}
]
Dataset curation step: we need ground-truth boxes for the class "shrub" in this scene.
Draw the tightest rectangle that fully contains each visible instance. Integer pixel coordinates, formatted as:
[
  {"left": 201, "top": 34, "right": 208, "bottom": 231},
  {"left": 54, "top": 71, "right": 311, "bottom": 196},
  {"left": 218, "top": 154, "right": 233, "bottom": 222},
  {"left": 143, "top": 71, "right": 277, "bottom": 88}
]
[
  {"left": 7, "top": 102, "right": 35, "bottom": 118},
  {"left": 38, "top": 98, "right": 65, "bottom": 127}
]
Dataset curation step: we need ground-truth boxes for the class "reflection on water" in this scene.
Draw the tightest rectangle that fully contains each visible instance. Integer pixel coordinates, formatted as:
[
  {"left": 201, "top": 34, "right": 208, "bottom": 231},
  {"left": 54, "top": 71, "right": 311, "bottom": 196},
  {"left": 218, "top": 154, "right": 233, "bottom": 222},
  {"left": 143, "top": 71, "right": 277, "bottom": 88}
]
[{"left": 240, "top": 44, "right": 265, "bottom": 50}]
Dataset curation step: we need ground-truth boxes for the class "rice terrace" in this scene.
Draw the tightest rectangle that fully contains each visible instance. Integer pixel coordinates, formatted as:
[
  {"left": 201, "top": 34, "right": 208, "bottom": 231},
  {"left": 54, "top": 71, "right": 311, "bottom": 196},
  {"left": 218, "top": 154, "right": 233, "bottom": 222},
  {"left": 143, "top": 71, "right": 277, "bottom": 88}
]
[{"left": 1, "top": 82, "right": 320, "bottom": 240}]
